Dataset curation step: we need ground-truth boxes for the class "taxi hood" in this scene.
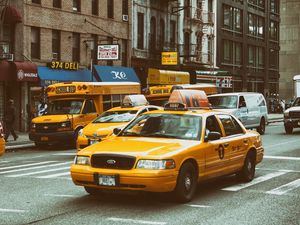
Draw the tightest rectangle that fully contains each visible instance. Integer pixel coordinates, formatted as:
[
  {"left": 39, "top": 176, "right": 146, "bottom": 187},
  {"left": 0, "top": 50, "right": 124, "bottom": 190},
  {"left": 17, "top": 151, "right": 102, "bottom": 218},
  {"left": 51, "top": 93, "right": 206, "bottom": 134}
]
[
  {"left": 83, "top": 122, "right": 126, "bottom": 136},
  {"left": 32, "top": 114, "right": 76, "bottom": 123},
  {"left": 80, "top": 137, "right": 198, "bottom": 158}
]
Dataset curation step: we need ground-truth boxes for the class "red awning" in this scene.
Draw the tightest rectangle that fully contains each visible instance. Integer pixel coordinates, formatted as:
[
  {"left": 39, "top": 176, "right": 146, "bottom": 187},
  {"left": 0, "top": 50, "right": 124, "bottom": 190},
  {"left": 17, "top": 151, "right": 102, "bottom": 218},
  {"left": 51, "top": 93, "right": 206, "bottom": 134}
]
[
  {"left": 1, "top": 5, "right": 22, "bottom": 24},
  {"left": 0, "top": 60, "right": 13, "bottom": 81},
  {"left": 11, "top": 61, "right": 38, "bottom": 82}
]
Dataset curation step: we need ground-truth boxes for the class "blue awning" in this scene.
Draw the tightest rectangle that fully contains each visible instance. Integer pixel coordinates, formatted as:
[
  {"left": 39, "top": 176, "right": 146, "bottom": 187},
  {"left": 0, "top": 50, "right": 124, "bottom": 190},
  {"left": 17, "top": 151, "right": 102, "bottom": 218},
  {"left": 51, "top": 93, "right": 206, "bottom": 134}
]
[
  {"left": 93, "top": 65, "right": 140, "bottom": 83},
  {"left": 38, "top": 66, "right": 98, "bottom": 86}
]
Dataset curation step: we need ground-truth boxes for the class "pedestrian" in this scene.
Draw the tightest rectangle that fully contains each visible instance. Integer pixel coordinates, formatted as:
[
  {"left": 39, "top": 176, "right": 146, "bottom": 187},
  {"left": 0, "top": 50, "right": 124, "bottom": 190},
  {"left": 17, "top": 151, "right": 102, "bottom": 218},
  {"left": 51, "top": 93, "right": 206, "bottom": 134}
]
[
  {"left": 4, "top": 99, "right": 18, "bottom": 141},
  {"left": 37, "top": 98, "right": 48, "bottom": 116}
]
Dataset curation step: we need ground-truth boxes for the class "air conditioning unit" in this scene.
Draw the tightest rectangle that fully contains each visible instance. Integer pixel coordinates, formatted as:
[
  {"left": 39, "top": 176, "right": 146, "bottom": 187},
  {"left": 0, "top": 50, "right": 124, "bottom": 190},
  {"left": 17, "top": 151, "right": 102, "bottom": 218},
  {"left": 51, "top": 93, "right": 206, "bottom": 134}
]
[
  {"left": 52, "top": 52, "right": 58, "bottom": 60},
  {"left": 122, "top": 14, "right": 128, "bottom": 22}
]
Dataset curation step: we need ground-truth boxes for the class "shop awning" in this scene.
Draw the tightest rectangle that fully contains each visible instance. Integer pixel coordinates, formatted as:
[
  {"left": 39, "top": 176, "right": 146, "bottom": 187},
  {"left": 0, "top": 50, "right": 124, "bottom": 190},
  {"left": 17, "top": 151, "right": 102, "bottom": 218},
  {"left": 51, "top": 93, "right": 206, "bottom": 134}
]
[
  {"left": 93, "top": 65, "right": 140, "bottom": 83},
  {"left": 1, "top": 5, "right": 22, "bottom": 24},
  {"left": 11, "top": 61, "right": 38, "bottom": 82},
  {"left": 0, "top": 60, "right": 12, "bottom": 81},
  {"left": 38, "top": 66, "right": 97, "bottom": 86},
  {"left": 148, "top": 68, "right": 190, "bottom": 85}
]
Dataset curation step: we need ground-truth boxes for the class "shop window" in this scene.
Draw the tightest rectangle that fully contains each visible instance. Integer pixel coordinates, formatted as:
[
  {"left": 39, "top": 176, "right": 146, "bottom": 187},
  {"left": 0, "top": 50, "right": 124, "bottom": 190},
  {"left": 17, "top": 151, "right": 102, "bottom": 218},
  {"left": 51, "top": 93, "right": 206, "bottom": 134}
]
[
  {"left": 107, "top": 0, "right": 114, "bottom": 19},
  {"left": 31, "top": 27, "right": 40, "bottom": 59},
  {"left": 92, "top": 0, "right": 99, "bottom": 16},
  {"left": 73, "top": 0, "right": 81, "bottom": 12},
  {"left": 53, "top": 0, "right": 61, "bottom": 8},
  {"left": 52, "top": 30, "right": 60, "bottom": 61},
  {"left": 72, "top": 32, "right": 80, "bottom": 62},
  {"left": 137, "top": 13, "right": 144, "bottom": 49}
]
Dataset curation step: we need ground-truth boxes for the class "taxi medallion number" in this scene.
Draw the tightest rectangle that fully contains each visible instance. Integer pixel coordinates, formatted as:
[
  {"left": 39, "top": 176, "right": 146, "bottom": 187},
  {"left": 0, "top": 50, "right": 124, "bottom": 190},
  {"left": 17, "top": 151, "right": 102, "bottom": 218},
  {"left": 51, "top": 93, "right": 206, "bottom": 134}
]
[{"left": 98, "top": 175, "right": 116, "bottom": 186}]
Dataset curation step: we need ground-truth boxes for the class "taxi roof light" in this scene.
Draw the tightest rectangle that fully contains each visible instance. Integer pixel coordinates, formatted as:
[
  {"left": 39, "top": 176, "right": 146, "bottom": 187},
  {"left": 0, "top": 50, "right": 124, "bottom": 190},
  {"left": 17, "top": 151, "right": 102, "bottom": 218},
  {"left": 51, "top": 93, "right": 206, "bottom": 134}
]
[
  {"left": 164, "top": 90, "right": 211, "bottom": 111},
  {"left": 121, "top": 94, "right": 148, "bottom": 107}
]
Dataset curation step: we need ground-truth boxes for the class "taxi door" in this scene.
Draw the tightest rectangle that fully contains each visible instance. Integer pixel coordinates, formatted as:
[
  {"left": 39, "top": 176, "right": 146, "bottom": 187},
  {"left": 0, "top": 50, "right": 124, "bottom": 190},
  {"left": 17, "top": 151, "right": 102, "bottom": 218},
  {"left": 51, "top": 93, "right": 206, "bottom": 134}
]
[
  {"left": 216, "top": 114, "right": 248, "bottom": 171},
  {"left": 203, "top": 115, "right": 232, "bottom": 177}
]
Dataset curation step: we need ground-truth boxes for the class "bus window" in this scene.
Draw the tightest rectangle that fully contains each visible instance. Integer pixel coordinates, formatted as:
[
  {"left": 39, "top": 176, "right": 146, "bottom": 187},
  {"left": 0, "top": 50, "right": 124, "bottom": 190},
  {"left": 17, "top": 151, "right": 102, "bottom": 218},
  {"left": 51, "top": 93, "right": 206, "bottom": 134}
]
[
  {"left": 103, "top": 95, "right": 111, "bottom": 111},
  {"left": 112, "top": 94, "right": 121, "bottom": 107},
  {"left": 82, "top": 100, "right": 96, "bottom": 114}
]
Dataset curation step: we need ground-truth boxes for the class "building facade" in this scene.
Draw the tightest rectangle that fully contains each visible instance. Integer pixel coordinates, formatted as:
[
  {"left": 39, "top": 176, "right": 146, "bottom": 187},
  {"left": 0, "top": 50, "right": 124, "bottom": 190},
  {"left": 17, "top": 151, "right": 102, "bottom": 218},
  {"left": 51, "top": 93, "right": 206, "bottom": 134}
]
[
  {"left": 0, "top": 0, "right": 132, "bottom": 131},
  {"left": 216, "top": 0, "right": 280, "bottom": 94},
  {"left": 279, "top": 0, "right": 300, "bottom": 100}
]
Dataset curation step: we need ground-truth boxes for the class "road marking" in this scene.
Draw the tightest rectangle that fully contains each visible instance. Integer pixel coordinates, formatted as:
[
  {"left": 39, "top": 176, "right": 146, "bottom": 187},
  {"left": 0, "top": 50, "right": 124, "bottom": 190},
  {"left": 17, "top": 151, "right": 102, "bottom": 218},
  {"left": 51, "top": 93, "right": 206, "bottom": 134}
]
[
  {"left": 185, "top": 204, "right": 211, "bottom": 208},
  {"left": 0, "top": 161, "right": 10, "bottom": 163},
  {"left": 265, "top": 139, "right": 300, "bottom": 148},
  {"left": 52, "top": 153, "right": 76, "bottom": 156},
  {"left": 0, "top": 208, "right": 27, "bottom": 213},
  {"left": 6, "top": 165, "right": 71, "bottom": 177},
  {"left": 257, "top": 168, "right": 300, "bottom": 173},
  {"left": 107, "top": 217, "right": 167, "bottom": 225},
  {"left": 0, "top": 162, "right": 70, "bottom": 174},
  {"left": 0, "top": 161, "right": 57, "bottom": 171},
  {"left": 266, "top": 178, "right": 300, "bottom": 195},
  {"left": 44, "top": 194, "right": 77, "bottom": 198},
  {"left": 264, "top": 156, "right": 300, "bottom": 161},
  {"left": 222, "top": 171, "right": 287, "bottom": 192},
  {"left": 36, "top": 171, "right": 70, "bottom": 178}
]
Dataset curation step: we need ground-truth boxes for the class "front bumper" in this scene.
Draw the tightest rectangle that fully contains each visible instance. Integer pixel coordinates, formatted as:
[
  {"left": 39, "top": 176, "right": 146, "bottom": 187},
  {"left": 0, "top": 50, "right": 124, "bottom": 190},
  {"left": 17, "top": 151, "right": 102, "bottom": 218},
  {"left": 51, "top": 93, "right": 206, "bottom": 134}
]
[
  {"left": 284, "top": 118, "right": 300, "bottom": 128},
  {"left": 29, "top": 131, "right": 74, "bottom": 144},
  {"left": 70, "top": 164, "right": 178, "bottom": 193}
]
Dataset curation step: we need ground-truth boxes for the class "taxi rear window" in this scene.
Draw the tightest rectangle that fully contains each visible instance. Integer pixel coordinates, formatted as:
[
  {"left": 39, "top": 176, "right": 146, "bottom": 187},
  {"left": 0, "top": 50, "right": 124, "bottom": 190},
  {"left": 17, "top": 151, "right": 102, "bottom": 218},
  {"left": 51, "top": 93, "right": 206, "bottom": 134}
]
[{"left": 120, "top": 113, "right": 202, "bottom": 141}]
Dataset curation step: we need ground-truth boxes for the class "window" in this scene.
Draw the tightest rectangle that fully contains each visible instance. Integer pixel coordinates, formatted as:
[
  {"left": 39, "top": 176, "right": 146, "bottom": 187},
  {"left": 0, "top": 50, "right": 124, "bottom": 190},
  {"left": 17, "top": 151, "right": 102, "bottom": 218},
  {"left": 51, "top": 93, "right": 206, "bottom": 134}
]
[
  {"left": 170, "top": 20, "right": 176, "bottom": 48},
  {"left": 52, "top": 30, "right": 60, "bottom": 60},
  {"left": 92, "top": 0, "right": 98, "bottom": 15},
  {"left": 270, "top": 21, "right": 278, "bottom": 41},
  {"left": 270, "top": 0, "right": 279, "bottom": 13},
  {"left": 83, "top": 100, "right": 96, "bottom": 114},
  {"left": 72, "top": 33, "right": 80, "bottom": 62},
  {"left": 31, "top": 27, "right": 40, "bottom": 59},
  {"left": 122, "top": 0, "right": 128, "bottom": 15},
  {"left": 73, "top": 0, "right": 81, "bottom": 12},
  {"left": 248, "top": 13, "right": 264, "bottom": 38},
  {"left": 32, "top": 0, "right": 41, "bottom": 4},
  {"left": 107, "top": 0, "right": 114, "bottom": 19},
  {"left": 223, "top": 5, "right": 242, "bottom": 32},
  {"left": 248, "top": 0, "right": 265, "bottom": 11},
  {"left": 53, "top": 0, "right": 61, "bottom": 8},
  {"left": 218, "top": 115, "right": 244, "bottom": 136},
  {"left": 205, "top": 116, "right": 222, "bottom": 137},
  {"left": 248, "top": 45, "right": 264, "bottom": 68},
  {"left": 269, "top": 49, "right": 278, "bottom": 69},
  {"left": 137, "top": 13, "right": 144, "bottom": 49},
  {"left": 208, "top": 0, "right": 213, "bottom": 12},
  {"left": 223, "top": 40, "right": 242, "bottom": 65}
]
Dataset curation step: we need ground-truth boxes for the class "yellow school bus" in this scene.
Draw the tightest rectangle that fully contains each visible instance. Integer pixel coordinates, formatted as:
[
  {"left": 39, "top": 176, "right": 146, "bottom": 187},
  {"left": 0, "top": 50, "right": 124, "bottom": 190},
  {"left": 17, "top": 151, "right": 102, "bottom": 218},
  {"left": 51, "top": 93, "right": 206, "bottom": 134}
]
[
  {"left": 144, "top": 83, "right": 218, "bottom": 106},
  {"left": 29, "top": 82, "right": 140, "bottom": 147}
]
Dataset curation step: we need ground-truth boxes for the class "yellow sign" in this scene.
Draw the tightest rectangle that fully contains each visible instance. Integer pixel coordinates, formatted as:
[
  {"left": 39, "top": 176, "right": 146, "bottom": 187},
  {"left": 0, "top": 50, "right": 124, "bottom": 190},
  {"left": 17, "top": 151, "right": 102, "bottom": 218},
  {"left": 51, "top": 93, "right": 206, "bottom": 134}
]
[{"left": 161, "top": 52, "right": 178, "bottom": 65}]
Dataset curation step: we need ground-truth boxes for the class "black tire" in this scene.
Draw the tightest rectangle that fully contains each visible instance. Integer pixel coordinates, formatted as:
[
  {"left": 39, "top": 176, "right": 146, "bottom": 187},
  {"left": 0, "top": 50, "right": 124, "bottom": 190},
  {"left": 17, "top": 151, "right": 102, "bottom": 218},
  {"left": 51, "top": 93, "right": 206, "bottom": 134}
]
[
  {"left": 84, "top": 186, "right": 101, "bottom": 195},
  {"left": 284, "top": 124, "right": 293, "bottom": 134},
  {"left": 173, "top": 162, "right": 197, "bottom": 203},
  {"left": 238, "top": 152, "right": 256, "bottom": 182},
  {"left": 256, "top": 118, "right": 265, "bottom": 135}
]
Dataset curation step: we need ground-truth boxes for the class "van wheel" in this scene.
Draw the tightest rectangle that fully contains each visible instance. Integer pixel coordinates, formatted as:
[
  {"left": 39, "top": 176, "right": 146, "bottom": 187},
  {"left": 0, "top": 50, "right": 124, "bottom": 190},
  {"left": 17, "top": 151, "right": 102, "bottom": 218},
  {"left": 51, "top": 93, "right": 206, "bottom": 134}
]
[
  {"left": 284, "top": 124, "right": 293, "bottom": 134},
  {"left": 256, "top": 118, "right": 265, "bottom": 135},
  {"left": 237, "top": 152, "right": 256, "bottom": 182},
  {"left": 173, "top": 162, "right": 197, "bottom": 203}
]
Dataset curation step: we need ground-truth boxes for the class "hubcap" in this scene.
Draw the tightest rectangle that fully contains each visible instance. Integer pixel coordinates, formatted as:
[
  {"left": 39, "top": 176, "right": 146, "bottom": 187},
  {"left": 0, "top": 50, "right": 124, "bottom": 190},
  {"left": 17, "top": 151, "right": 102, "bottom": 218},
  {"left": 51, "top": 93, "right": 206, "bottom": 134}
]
[
  {"left": 184, "top": 176, "right": 192, "bottom": 191},
  {"left": 247, "top": 160, "right": 252, "bottom": 172}
]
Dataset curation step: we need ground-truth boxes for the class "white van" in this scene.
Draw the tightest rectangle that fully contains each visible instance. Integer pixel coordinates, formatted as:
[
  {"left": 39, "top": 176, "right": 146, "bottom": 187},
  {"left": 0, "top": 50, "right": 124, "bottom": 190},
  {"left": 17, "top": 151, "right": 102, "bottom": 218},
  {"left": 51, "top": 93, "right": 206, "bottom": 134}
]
[{"left": 208, "top": 92, "right": 268, "bottom": 134}]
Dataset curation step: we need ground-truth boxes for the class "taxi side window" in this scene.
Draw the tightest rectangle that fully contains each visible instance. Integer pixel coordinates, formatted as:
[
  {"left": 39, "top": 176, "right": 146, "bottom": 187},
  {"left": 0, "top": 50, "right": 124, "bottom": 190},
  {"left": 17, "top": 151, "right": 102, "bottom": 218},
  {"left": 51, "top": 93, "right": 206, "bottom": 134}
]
[
  {"left": 218, "top": 114, "right": 244, "bottom": 136},
  {"left": 82, "top": 100, "right": 96, "bottom": 114},
  {"left": 205, "top": 115, "right": 222, "bottom": 136}
]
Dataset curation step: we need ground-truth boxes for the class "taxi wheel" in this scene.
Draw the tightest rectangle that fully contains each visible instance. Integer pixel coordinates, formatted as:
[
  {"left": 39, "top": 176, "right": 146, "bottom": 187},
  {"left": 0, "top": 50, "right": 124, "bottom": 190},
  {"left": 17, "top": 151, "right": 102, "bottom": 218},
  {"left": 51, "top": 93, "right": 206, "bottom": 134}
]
[
  {"left": 238, "top": 152, "right": 256, "bottom": 182},
  {"left": 173, "top": 162, "right": 197, "bottom": 203},
  {"left": 256, "top": 118, "right": 265, "bottom": 135},
  {"left": 84, "top": 186, "right": 101, "bottom": 195}
]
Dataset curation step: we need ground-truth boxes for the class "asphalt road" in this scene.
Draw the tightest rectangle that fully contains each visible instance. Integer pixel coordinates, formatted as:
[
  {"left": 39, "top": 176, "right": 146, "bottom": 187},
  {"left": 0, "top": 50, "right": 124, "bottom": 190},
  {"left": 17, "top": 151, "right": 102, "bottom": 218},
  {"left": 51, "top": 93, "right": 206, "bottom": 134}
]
[{"left": 0, "top": 123, "right": 299, "bottom": 225}]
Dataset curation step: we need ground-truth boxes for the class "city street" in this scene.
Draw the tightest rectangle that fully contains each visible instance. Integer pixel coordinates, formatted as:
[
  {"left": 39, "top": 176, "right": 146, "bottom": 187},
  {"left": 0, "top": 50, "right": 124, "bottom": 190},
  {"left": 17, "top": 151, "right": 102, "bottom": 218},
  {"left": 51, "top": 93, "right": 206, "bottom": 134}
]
[{"left": 0, "top": 122, "right": 299, "bottom": 225}]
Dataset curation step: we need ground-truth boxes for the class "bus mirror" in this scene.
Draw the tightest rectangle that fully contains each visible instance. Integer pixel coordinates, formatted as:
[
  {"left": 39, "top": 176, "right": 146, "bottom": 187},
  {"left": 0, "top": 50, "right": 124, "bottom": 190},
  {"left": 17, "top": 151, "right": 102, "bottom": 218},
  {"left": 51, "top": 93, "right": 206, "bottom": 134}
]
[{"left": 113, "top": 128, "right": 122, "bottom": 135}]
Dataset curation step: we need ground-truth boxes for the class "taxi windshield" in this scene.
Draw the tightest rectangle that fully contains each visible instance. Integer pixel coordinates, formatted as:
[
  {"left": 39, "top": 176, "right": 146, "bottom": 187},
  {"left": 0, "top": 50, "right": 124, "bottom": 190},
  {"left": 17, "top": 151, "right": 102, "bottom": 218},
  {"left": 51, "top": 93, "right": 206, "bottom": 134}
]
[
  {"left": 93, "top": 110, "right": 138, "bottom": 123},
  {"left": 120, "top": 113, "right": 202, "bottom": 141},
  {"left": 208, "top": 95, "right": 238, "bottom": 109},
  {"left": 47, "top": 100, "right": 83, "bottom": 115}
]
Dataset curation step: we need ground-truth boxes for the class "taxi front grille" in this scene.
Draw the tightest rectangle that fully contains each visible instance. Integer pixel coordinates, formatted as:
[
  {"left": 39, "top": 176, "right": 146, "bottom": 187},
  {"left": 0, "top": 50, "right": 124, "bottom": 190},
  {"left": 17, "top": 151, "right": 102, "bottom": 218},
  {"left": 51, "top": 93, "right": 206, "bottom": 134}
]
[
  {"left": 91, "top": 154, "right": 136, "bottom": 170},
  {"left": 35, "top": 123, "right": 58, "bottom": 133},
  {"left": 289, "top": 111, "right": 300, "bottom": 118}
]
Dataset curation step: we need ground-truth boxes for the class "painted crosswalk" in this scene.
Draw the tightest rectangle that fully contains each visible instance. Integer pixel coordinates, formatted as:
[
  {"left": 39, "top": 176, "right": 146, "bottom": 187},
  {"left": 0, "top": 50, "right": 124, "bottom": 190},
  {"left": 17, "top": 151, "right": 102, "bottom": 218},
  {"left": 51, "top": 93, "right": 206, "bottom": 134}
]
[{"left": 0, "top": 160, "right": 299, "bottom": 196}]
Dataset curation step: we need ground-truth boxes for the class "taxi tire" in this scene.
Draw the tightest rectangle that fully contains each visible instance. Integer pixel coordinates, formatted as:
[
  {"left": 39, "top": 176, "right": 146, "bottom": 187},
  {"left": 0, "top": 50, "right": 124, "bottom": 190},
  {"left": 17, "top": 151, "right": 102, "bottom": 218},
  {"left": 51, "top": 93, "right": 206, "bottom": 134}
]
[
  {"left": 84, "top": 186, "right": 101, "bottom": 195},
  {"left": 256, "top": 118, "right": 265, "bottom": 135},
  {"left": 173, "top": 162, "right": 197, "bottom": 203},
  {"left": 238, "top": 152, "right": 256, "bottom": 182}
]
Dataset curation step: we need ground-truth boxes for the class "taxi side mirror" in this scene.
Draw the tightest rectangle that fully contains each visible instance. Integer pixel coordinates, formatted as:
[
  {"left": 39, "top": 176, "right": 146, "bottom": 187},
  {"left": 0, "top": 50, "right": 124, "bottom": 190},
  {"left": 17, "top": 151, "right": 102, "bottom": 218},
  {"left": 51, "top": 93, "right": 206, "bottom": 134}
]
[
  {"left": 205, "top": 132, "right": 221, "bottom": 142},
  {"left": 113, "top": 128, "right": 122, "bottom": 135}
]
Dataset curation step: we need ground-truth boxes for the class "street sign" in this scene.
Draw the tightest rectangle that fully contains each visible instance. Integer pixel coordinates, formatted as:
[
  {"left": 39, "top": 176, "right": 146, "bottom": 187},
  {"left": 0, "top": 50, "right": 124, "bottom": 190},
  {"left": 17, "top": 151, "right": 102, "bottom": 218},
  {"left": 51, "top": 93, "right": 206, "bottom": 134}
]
[{"left": 161, "top": 52, "right": 178, "bottom": 65}]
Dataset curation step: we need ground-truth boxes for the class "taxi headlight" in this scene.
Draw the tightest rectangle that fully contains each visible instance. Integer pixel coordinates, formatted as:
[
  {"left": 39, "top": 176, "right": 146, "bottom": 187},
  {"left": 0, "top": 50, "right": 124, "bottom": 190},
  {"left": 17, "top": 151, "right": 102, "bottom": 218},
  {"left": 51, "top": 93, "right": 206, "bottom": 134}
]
[
  {"left": 74, "top": 156, "right": 90, "bottom": 165},
  {"left": 284, "top": 111, "right": 289, "bottom": 118},
  {"left": 136, "top": 159, "right": 175, "bottom": 170}
]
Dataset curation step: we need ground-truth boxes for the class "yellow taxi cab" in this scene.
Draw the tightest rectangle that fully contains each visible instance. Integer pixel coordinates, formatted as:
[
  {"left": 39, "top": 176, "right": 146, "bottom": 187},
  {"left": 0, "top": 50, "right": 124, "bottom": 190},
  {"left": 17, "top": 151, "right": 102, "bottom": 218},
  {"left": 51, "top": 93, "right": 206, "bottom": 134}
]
[
  {"left": 70, "top": 90, "right": 264, "bottom": 203},
  {"left": 76, "top": 95, "right": 161, "bottom": 150},
  {"left": 0, "top": 121, "right": 5, "bottom": 156}
]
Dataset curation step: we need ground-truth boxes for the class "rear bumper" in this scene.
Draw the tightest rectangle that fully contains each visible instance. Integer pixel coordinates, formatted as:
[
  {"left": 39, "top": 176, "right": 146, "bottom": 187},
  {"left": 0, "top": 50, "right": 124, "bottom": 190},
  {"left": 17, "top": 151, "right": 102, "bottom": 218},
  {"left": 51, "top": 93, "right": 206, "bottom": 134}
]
[{"left": 29, "top": 131, "right": 74, "bottom": 144}]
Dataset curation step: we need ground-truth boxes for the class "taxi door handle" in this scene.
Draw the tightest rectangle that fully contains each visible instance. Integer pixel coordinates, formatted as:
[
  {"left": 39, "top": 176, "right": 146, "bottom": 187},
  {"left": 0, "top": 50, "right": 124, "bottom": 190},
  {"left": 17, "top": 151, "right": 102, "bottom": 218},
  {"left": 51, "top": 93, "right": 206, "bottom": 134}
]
[{"left": 224, "top": 143, "right": 229, "bottom": 148}]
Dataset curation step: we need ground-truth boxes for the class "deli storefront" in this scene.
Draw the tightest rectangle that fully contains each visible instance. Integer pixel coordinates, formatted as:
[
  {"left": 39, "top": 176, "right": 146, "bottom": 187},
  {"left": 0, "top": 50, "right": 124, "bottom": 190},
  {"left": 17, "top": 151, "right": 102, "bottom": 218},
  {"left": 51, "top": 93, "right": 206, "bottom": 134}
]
[{"left": 0, "top": 61, "right": 39, "bottom": 132}]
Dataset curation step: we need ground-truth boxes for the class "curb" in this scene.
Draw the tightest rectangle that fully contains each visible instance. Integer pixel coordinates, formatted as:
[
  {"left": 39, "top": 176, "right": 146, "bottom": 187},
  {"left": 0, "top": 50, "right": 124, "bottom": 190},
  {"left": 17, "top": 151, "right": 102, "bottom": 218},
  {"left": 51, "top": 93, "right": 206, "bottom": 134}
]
[{"left": 5, "top": 143, "right": 35, "bottom": 150}]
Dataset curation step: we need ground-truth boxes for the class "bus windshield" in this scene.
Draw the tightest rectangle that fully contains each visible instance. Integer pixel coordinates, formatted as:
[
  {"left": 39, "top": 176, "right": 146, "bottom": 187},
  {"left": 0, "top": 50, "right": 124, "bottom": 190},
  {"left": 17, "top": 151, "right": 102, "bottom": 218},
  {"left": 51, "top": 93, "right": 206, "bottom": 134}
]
[
  {"left": 119, "top": 113, "right": 202, "bottom": 141},
  {"left": 208, "top": 95, "right": 238, "bottom": 109},
  {"left": 47, "top": 100, "right": 83, "bottom": 115},
  {"left": 93, "top": 110, "right": 138, "bottom": 123}
]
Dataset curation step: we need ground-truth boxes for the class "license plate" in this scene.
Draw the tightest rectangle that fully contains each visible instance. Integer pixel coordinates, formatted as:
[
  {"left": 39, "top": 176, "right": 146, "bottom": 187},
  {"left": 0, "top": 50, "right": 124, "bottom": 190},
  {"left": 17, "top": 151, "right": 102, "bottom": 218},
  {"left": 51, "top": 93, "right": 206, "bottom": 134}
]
[
  {"left": 89, "top": 139, "right": 99, "bottom": 145},
  {"left": 98, "top": 175, "right": 116, "bottom": 186},
  {"left": 41, "top": 136, "right": 48, "bottom": 141}
]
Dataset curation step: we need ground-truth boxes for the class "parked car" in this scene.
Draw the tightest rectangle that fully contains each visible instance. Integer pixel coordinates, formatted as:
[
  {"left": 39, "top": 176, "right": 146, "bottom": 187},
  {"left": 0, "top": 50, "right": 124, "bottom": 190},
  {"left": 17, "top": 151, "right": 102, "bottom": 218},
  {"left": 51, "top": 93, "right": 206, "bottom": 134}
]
[
  {"left": 208, "top": 92, "right": 268, "bottom": 134},
  {"left": 0, "top": 121, "right": 5, "bottom": 157},
  {"left": 283, "top": 97, "right": 300, "bottom": 134}
]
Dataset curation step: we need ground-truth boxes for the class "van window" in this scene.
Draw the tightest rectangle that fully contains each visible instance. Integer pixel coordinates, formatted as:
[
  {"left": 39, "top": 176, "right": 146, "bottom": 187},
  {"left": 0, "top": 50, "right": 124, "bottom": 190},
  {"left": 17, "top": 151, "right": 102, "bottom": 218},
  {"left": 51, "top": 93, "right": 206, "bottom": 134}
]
[
  {"left": 218, "top": 114, "right": 244, "bottom": 136},
  {"left": 244, "top": 95, "right": 259, "bottom": 107},
  {"left": 239, "top": 96, "right": 246, "bottom": 108},
  {"left": 208, "top": 95, "right": 238, "bottom": 109}
]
